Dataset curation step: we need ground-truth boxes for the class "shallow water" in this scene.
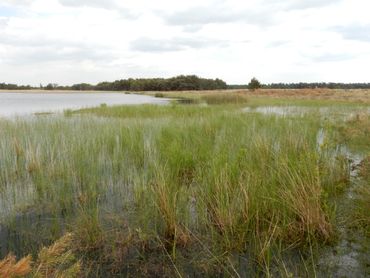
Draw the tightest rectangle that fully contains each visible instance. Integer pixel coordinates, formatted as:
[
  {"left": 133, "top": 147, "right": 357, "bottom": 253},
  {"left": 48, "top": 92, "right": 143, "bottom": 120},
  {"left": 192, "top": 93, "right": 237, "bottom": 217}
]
[
  {"left": 244, "top": 106, "right": 311, "bottom": 116},
  {"left": 244, "top": 105, "right": 370, "bottom": 119},
  {"left": 0, "top": 92, "right": 168, "bottom": 117},
  {"left": 316, "top": 139, "right": 369, "bottom": 277}
]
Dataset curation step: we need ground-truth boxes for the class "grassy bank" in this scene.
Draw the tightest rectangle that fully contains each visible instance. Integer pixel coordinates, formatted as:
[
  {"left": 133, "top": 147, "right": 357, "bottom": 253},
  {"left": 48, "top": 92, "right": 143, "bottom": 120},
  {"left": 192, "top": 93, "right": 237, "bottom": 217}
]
[
  {"left": 0, "top": 99, "right": 369, "bottom": 277},
  {"left": 142, "top": 88, "right": 370, "bottom": 106}
]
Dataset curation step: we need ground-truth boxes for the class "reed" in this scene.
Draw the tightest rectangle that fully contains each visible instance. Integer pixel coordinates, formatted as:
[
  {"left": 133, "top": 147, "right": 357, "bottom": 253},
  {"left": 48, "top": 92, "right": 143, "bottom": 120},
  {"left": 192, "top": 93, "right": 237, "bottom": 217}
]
[{"left": 201, "top": 92, "right": 249, "bottom": 104}]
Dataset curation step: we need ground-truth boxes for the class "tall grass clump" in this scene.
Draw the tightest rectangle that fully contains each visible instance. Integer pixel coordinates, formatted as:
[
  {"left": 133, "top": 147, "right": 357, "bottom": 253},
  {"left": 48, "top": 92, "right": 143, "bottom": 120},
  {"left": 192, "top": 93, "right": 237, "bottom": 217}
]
[
  {"left": 201, "top": 92, "right": 249, "bottom": 105},
  {"left": 336, "top": 112, "right": 370, "bottom": 152}
]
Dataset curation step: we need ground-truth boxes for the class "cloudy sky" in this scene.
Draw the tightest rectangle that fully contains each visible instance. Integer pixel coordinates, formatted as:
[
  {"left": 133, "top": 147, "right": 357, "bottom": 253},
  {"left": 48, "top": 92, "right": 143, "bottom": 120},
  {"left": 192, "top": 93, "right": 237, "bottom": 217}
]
[{"left": 0, "top": 0, "right": 369, "bottom": 85}]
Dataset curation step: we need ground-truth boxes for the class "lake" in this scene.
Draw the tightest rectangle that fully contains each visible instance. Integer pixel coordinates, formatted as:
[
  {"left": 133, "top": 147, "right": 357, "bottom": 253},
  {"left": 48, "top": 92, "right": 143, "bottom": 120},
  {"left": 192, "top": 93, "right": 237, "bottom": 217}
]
[{"left": 0, "top": 92, "right": 167, "bottom": 117}]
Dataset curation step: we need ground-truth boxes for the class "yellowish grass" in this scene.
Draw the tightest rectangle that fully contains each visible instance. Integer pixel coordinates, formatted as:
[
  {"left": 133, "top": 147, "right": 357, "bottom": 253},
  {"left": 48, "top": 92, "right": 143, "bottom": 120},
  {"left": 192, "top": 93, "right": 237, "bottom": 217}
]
[
  {"left": 34, "top": 233, "right": 81, "bottom": 277},
  {"left": 151, "top": 178, "right": 190, "bottom": 247},
  {"left": 0, "top": 254, "right": 32, "bottom": 278},
  {"left": 281, "top": 164, "right": 333, "bottom": 242},
  {"left": 0, "top": 233, "right": 81, "bottom": 278},
  {"left": 142, "top": 88, "right": 370, "bottom": 104}
]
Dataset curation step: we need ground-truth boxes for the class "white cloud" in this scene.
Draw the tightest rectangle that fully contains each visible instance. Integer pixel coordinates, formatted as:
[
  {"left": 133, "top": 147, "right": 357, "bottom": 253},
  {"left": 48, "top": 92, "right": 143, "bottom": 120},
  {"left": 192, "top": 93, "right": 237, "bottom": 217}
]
[
  {"left": 0, "top": 18, "right": 9, "bottom": 27},
  {"left": 265, "top": 0, "right": 340, "bottom": 10},
  {"left": 58, "top": 0, "right": 118, "bottom": 8},
  {"left": 163, "top": 5, "right": 275, "bottom": 29},
  {"left": 0, "top": 0, "right": 370, "bottom": 85},
  {"left": 130, "top": 37, "right": 228, "bottom": 52},
  {"left": 334, "top": 24, "right": 370, "bottom": 42},
  {"left": 1, "top": 0, "right": 35, "bottom": 5}
]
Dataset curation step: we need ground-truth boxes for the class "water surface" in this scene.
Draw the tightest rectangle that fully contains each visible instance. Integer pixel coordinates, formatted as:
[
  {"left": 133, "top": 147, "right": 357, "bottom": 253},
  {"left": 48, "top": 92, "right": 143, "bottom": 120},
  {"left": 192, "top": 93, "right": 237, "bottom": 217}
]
[{"left": 0, "top": 92, "right": 167, "bottom": 117}]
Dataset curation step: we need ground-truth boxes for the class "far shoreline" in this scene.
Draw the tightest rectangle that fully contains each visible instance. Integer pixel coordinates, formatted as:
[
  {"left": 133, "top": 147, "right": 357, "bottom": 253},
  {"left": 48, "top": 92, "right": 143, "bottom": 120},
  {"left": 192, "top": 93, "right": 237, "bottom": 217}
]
[
  {"left": 0, "top": 89, "right": 130, "bottom": 94},
  {"left": 1, "top": 89, "right": 369, "bottom": 104}
]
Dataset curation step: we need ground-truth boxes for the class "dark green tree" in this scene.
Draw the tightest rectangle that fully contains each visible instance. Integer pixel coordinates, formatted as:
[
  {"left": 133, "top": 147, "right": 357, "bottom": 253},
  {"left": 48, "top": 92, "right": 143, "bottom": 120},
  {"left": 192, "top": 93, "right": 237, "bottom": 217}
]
[
  {"left": 248, "top": 77, "right": 261, "bottom": 91},
  {"left": 45, "top": 83, "right": 57, "bottom": 90}
]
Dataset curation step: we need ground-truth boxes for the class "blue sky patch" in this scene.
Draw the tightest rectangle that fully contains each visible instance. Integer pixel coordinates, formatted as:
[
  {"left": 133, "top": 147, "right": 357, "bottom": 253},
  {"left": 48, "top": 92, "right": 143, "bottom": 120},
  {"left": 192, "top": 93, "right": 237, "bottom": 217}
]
[{"left": 0, "top": 5, "right": 18, "bottom": 17}]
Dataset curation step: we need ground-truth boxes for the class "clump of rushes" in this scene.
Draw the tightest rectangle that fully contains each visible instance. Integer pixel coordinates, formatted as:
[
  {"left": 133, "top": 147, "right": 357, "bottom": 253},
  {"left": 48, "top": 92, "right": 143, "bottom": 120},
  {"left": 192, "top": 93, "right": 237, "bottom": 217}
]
[
  {"left": 72, "top": 207, "right": 105, "bottom": 255},
  {"left": 278, "top": 158, "right": 332, "bottom": 242},
  {"left": 196, "top": 129, "right": 333, "bottom": 271},
  {"left": 201, "top": 92, "right": 248, "bottom": 104},
  {"left": 150, "top": 172, "right": 191, "bottom": 250},
  {"left": 337, "top": 113, "right": 370, "bottom": 151},
  {"left": 352, "top": 185, "right": 370, "bottom": 236}
]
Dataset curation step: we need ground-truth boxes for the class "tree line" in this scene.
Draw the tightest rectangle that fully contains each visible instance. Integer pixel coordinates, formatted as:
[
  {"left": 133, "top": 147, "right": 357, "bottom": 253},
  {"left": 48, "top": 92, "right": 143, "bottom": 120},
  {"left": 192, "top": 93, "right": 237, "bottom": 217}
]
[
  {"left": 1, "top": 76, "right": 227, "bottom": 91},
  {"left": 2, "top": 78, "right": 370, "bottom": 91},
  {"left": 93, "top": 75, "right": 228, "bottom": 91},
  {"left": 229, "top": 82, "right": 370, "bottom": 90},
  {"left": 265, "top": 82, "right": 370, "bottom": 89},
  {"left": 0, "top": 83, "right": 32, "bottom": 90}
]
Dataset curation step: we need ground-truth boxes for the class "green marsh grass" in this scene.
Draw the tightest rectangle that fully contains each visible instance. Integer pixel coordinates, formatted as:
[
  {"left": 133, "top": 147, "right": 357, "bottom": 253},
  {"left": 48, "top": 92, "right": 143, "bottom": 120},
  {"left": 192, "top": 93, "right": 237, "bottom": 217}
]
[
  {"left": 336, "top": 112, "right": 370, "bottom": 152},
  {"left": 0, "top": 103, "right": 366, "bottom": 276},
  {"left": 351, "top": 156, "right": 370, "bottom": 235},
  {"left": 200, "top": 93, "right": 249, "bottom": 105}
]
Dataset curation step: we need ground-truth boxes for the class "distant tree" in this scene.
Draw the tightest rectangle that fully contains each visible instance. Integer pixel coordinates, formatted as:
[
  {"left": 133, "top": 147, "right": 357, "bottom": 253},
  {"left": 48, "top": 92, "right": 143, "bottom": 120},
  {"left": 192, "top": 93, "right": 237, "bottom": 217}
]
[
  {"left": 248, "top": 77, "right": 261, "bottom": 91},
  {"left": 45, "top": 83, "right": 58, "bottom": 90},
  {"left": 71, "top": 83, "right": 94, "bottom": 91}
]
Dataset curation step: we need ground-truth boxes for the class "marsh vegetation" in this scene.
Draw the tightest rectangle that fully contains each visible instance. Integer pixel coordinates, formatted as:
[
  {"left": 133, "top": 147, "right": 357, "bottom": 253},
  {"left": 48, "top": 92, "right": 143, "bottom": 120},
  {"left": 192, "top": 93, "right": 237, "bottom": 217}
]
[{"left": 0, "top": 90, "right": 369, "bottom": 277}]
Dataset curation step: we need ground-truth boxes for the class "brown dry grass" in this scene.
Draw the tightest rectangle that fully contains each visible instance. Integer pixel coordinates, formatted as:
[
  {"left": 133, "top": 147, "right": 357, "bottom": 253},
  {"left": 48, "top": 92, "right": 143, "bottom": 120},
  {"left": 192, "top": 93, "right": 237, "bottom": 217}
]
[
  {"left": 34, "top": 233, "right": 81, "bottom": 277},
  {"left": 144, "top": 88, "right": 370, "bottom": 104},
  {"left": 0, "top": 233, "right": 81, "bottom": 278},
  {"left": 0, "top": 254, "right": 32, "bottom": 278},
  {"left": 2, "top": 88, "right": 370, "bottom": 103},
  {"left": 243, "top": 88, "right": 370, "bottom": 101}
]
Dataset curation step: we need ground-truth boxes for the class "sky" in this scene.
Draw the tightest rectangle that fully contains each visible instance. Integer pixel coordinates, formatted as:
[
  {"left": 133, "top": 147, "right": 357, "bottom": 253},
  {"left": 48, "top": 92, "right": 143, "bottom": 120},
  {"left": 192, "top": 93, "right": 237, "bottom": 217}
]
[{"left": 0, "top": 0, "right": 369, "bottom": 86}]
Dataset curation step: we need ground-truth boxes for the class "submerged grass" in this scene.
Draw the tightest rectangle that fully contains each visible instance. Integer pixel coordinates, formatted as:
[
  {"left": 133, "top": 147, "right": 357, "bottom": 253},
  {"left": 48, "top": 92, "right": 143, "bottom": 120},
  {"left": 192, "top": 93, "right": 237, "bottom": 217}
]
[
  {"left": 336, "top": 112, "right": 370, "bottom": 152},
  {"left": 0, "top": 102, "right": 368, "bottom": 276},
  {"left": 351, "top": 156, "right": 370, "bottom": 235}
]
